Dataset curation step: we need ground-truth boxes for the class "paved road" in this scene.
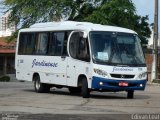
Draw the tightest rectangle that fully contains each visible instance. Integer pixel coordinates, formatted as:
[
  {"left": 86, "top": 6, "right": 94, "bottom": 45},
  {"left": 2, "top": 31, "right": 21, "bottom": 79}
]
[{"left": 0, "top": 81, "right": 160, "bottom": 120}]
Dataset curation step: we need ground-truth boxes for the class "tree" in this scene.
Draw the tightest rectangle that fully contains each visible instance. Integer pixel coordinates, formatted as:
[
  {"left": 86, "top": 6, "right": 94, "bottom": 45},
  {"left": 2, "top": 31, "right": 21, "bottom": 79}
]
[
  {"left": 4, "top": 0, "right": 69, "bottom": 28},
  {"left": 83, "top": 0, "right": 151, "bottom": 47},
  {"left": 4, "top": 0, "right": 151, "bottom": 46},
  {"left": 4, "top": 0, "right": 102, "bottom": 28}
]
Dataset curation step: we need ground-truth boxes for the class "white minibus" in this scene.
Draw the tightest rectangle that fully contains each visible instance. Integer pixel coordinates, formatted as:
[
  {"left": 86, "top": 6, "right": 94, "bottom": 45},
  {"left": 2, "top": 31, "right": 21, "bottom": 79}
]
[{"left": 15, "top": 21, "right": 147, "bottom": 98}]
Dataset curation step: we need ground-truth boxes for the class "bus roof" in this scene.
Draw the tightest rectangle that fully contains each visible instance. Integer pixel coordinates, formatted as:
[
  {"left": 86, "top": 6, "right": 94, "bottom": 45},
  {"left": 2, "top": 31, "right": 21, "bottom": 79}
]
[{"left": 20, "top": 21, "right": 136, "bottom": 34}]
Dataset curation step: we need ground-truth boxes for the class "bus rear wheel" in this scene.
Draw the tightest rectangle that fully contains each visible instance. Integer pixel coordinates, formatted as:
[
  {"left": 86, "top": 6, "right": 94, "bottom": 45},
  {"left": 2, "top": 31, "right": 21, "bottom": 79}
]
[
  {"left": 81, "top": 78, "right": 90, "bottom": 98},
  {"left": 34, "top": 75, "right": 50, "bottom": 93},
  {"left": 127, "top": 90, "right": 134, "bottom": 99}
]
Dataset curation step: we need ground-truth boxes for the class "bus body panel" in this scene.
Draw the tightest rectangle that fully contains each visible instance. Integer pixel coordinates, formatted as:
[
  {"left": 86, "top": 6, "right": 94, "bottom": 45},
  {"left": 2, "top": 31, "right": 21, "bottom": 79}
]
[
  {"left": 91, "top": 64, "right": 147, "bottom": 91},
  {"left": 16, "top": 55, "right": 68, "bottom": 85},
  {"left": 92, "top": 64, "right": 147, "bottom": 80},
  {"left": 66, "top": 57, "right": 92, "bottom": 88},
  {"left": 91, "top": 77, "right": 147, "bottom": 91}
]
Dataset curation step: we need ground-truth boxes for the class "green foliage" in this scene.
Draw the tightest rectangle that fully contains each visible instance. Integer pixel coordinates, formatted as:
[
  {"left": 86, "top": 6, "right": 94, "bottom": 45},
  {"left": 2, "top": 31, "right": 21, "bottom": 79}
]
[
  {"left": 4, "top": 0, "right": 151, "bottom": 47},
  {"left": 71, "top": 3, "right": 96, "bottom": 21},
  {"left": 4, "top": 0, "right": 68, "bottom": 28},
  {"left": 4, "top": 0, "right": 102, "bottom": 27},
  {"left": 85, "top": 0, "right": 136, "bottom": 25},
  {"left": 0, "top": 76, "right": 10, "bottom": 82},
  {"left": 84, "top": 0, "right": 151, "bottom": 47}
]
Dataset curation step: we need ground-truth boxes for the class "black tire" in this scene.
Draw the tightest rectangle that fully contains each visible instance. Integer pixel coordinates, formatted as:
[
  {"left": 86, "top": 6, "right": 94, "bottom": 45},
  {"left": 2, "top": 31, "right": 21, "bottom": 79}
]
[
  {"left": 81, "top": 78, "right": 90, "bottom": 98},
  {"left": 68, "top": 87, "right": 81, "bottom": 94},
  {"left": 127, "top": 90, "right": 134, "bottom": 99},
  {"left": 34, "top": 75, "right": 50, "bottom": 93}
]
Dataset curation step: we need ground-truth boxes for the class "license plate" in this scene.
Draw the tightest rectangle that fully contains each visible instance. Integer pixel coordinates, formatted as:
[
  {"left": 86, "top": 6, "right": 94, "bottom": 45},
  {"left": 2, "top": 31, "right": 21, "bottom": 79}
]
[{"left": 119, "top": 82, "right": 128, "bottom": 87}]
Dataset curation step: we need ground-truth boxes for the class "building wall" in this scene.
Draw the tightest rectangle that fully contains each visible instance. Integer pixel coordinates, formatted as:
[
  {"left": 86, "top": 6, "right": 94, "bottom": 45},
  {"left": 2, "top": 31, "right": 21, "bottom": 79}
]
[
  {"left": 145, "top": 54, "right": 152, "bottom": 82},
  {"left": 145, "top": 54, "right": 152, "bottom": 72},
  {"left": 145, "top": 53, "right": 160, "bottom": 82}
]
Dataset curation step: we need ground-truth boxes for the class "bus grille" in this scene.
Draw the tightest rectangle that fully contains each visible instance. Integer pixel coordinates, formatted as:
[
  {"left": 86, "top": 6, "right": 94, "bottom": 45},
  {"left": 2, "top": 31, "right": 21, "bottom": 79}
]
[{"left": 110, "top": 74, "right": 135, "bottom": 79}]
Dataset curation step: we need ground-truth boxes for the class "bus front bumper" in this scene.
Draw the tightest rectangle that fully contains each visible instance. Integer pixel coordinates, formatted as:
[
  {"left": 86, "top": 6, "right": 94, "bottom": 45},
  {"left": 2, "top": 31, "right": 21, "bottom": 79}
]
[{"left": 91, "top": 76, "right": 147, "bottom": 91}]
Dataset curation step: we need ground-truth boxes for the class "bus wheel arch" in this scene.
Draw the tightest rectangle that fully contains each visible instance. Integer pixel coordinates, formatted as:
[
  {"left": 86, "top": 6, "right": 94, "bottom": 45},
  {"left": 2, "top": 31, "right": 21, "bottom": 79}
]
[
  {"left": 32, "top": 73, "right": 50, "bottom": 93},
  {"left": 32, "top": 73, "right": 39, "bottom": 82},
  {"left": 78, "top": 74, "right": 90, "bottom": 98},
  {"left": 77, "top": 74, "right": 87, "bottom": 87}
]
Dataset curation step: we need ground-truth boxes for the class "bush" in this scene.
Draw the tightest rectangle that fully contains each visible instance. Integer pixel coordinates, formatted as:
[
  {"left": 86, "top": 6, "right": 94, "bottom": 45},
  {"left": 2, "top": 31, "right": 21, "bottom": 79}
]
[{"left": 0, "top": 76, "right": 10, "bottom": 82}]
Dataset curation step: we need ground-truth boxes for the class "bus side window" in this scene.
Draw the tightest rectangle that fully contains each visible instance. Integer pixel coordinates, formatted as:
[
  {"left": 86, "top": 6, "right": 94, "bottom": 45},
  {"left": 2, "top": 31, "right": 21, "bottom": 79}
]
[
  {"left": 62, "top": 31, "right": 71, "bottom": 56},
  {"left": 69, "top": 32, "right": 79, "bottom": 59},
  {"left": 18, "top": 33, "right": 28, "bottom": 55},
  {"left": 55, "top": 32, "right": 65, "bottom": 56},
  {"left": 69, "top": 32, "right": 90, "bottom": 62},
  {"left": 18, "top": 32, "right": 36, "bottom": 55},
  {"left": 26, "top": 33, "right": 36, "bottom": 55},
  {"left": 35, "top": 32, "right": 49, "bottom": 55},
  {"left": 48, "top": 32, "right": 65, "bottom": 56},
  {"left": 48, "top": 32, "right": 56, "bottom": 55},
  {"left": 78, "top": 38, "right": 90, "bottom": 62}
]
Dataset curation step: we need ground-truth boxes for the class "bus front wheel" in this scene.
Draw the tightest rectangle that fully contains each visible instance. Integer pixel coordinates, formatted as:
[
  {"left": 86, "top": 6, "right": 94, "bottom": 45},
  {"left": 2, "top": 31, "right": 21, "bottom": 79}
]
[
  {"left": 127, "top": 90, "right": 134, "bottom": 99},
  {"left": 34, "top": 75, "right": 50, "bottom": 93},
  {"left": 81, "top": 78, "right": 90, "bottom": 98}
]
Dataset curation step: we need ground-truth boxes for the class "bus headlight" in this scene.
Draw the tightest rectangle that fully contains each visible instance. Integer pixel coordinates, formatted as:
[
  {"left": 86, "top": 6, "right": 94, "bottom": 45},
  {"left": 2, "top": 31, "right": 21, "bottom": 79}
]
[
  {"left": 94, "top": 68, "right": 108, "bottom": 77},
  {"left": 138, "top": 72, "right": 147, "bottom": 79}
]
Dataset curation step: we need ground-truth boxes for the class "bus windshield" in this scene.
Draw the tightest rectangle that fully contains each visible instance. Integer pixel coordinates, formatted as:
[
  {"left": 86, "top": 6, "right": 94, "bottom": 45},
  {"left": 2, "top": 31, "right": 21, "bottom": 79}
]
[{"left": 89, "top": 31, "right": 146, "bottom": 66}]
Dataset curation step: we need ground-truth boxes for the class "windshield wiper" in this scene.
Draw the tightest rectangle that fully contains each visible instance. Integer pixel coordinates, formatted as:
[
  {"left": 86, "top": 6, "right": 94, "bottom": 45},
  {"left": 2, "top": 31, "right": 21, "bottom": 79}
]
[{"left": 116, "top": 65, "right": 129, "bottom": 67}]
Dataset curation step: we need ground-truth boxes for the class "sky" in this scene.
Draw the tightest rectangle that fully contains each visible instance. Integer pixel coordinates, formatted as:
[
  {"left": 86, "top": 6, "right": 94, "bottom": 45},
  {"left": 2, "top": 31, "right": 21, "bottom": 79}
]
[
  {"left": 132, "top": 0, "right": 155, "bottom": 24},
  {"left": 0, "top": 0, "right": 159, "bottom": 45},
  {"left": 132, "top": 0, "right": 156, "bottom": 45}
]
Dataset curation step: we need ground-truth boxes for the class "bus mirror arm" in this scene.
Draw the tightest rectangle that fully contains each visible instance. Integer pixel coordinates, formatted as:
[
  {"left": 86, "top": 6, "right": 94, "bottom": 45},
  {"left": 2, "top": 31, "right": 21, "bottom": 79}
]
[
  {"left": 61, "top": 56, "right": 66, "bottom": 61},
  {"left": 83, "top": 32, "right": 88, "bottom": 38},
  {"left": 61, "top": 56, "right": 66, "bottom": 59}
]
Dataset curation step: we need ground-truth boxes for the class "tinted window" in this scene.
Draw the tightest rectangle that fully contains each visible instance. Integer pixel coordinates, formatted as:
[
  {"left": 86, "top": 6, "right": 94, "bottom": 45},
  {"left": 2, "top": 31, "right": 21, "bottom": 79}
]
[
  {"left": 78, "top": 38, "right": 90, "bottom": 62},
  {"left": 69, "top": 32, "right": 80, "bottom": 58},
  {"left": 48, "top": 32, "right": 56, "bottom": 55},
  {"left": 69, "top": 32, "right": 90, "bottom": 62},
  {"left": 62, "top": 31, "right": 71, "bottom": 56},
  {"left": 55, "top": 32, "right": 64, "bottom": 55},
  {"left": 18, "top": 31, "right": 71, "bottom": 56},
  {"left": 49, "top": 32, "right": 64, "bottom": 56},
  {"left": 18, "top": 33, "right": 35, "bottom": 55},
  {"left": 26, "top": 33, "right": 35, "bottom": 54},
  {"left": 35, "top": 33, "right": 49, "bottom": 55},
  {"left": 18, "top": 33, "right": 28, "bottom": 54}
]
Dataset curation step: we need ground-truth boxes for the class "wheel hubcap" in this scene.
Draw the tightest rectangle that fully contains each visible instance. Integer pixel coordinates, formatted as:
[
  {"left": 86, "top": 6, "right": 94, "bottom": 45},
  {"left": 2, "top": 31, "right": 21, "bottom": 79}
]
[{"left": 35, "top": 80, "right": 40, "bottom": 90}]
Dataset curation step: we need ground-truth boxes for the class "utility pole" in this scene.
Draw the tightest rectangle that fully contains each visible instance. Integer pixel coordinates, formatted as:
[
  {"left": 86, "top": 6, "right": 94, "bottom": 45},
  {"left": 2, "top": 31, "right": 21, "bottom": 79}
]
[{"left": 151, "top": 0, "right": 159, "bottom": 81}]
